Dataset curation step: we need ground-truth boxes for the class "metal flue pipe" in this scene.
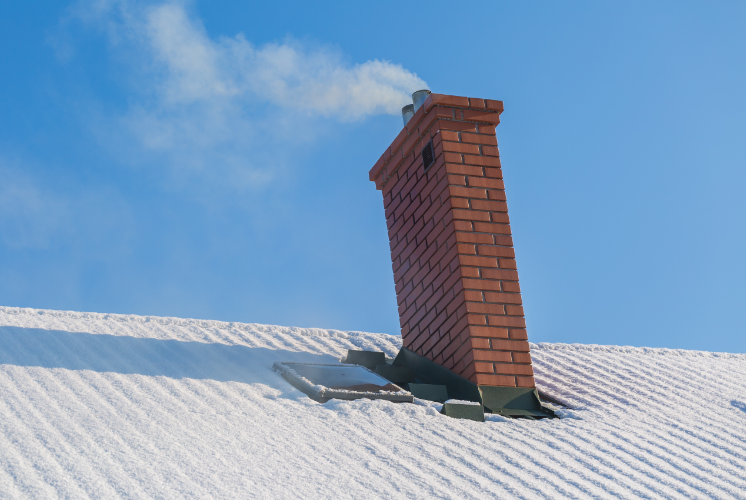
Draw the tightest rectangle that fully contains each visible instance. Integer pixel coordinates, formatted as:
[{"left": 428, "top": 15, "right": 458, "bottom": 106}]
[
  {"left": 412, "top": 89, "right": 431, "bottom": 112},
  {"left": 401, "top": 104, "right": 415, "bottom": 126}
]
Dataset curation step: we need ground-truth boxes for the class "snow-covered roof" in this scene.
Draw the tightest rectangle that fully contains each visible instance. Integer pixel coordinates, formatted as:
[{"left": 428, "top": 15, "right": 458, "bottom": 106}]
[{"left": 0, "top": 306, "right": 745, "bottom": 499}]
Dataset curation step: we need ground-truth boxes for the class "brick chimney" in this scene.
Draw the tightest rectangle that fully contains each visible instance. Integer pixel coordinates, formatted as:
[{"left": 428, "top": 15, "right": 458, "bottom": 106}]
[{"left": 369, "top": 94, "right": 535, "bottom": 389}]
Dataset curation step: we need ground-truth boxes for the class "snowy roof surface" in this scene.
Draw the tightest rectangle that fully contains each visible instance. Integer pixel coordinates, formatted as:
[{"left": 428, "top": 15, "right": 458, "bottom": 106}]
[{"left": 1, "top": 306, "right": 745, "bottom": 499}]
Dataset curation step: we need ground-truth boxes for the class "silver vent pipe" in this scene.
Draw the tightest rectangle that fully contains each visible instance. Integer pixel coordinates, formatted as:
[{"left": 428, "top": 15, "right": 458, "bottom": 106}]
[
  {"left": 401, "top": 104, "right": 415, "bottom": 126},
  {"left": 412, "top": 89, "right": 431, "bottom": 112},
  {"left": 402, "top": 89, "right": 432, "bottom": 126}
]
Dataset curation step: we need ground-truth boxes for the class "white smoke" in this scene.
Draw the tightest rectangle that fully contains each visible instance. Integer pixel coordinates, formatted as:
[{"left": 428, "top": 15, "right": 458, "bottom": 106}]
[
  {"left": 62, "top": 1, "right": 427, "bottom": 190},
  {"left": 142, "top": 3, "right": 426, "bottom": 120}
]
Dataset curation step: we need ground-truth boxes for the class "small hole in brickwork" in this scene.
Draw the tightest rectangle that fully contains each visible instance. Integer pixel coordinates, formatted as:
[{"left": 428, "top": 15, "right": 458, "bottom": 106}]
[{"left": 422, "top": 141, "right": 434, "bottom": 171}]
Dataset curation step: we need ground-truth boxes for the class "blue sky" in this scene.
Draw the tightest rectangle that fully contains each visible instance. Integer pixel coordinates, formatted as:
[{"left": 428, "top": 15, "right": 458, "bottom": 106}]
[{"left": 1, "top": 1, "right": 745, "bottom": 352}]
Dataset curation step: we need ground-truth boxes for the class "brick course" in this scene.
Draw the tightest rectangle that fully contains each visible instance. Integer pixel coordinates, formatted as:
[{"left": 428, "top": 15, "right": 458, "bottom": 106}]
[{"left": 369, "top": 94, "right": 535, "bottom": 388}]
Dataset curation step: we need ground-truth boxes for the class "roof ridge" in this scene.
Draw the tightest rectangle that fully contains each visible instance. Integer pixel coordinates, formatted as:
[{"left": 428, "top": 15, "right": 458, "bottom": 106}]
[
  {"left": 0, "top": 305, "right": 388, "bottom": 342},
  {"left": 531, "top": 341, "right": 746, "bottom": 359}
]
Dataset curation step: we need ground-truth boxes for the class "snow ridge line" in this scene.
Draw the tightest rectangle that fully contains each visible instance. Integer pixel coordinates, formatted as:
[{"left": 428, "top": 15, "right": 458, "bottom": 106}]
[
  {"left": 531, "top": 341, "right": 746, "bottom": 359},
  {"left": 6, "top": 307, "right": 741, "bottom": 360},
  {"left": 0, "top": 306, "right": 401, "bottom": 347}
]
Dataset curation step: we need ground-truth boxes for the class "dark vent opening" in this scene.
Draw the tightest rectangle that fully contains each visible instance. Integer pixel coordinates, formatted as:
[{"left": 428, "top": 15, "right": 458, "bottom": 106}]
[{"left": 422, "top": 141, "right": 434, "bottom": 171}]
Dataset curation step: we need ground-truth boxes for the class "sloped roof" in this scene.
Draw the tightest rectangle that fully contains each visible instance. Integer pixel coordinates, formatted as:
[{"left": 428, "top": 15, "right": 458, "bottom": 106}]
[{"left": 0, "top": 306, "right": 745, "bottom": 499}]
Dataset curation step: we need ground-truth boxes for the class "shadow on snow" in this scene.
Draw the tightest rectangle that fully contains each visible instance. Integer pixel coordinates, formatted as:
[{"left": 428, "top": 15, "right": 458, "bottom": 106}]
[
  {"left": 0, "top": 326, "right": 335, "bottom": 386},
  {"left": 731, "top": 400, "right": 746, "bottom": 414}
]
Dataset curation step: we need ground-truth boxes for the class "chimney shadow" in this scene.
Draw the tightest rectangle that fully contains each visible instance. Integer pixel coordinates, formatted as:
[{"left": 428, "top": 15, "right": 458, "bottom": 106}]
[{"left": 0, "top": 326, "right": 336, "bottom": 391}]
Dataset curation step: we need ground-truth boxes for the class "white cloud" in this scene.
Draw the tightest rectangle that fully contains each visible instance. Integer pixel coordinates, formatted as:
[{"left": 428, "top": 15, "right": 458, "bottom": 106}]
[{"left": 65, "top": 1, "right": 427, "bottom": 192}]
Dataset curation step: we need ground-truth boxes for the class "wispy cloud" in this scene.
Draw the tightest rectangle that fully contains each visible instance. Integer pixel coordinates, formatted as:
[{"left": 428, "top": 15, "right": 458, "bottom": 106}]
[{"left": 60, "top": 1, "right": 427, "bottom": 191}]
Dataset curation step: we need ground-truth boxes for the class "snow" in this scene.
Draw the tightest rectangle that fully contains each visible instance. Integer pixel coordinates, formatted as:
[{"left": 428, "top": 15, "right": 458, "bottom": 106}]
[
  {"left": 443, "top": 399, "right": 481, "bottom": 406},
  {"left": 0, "top": 306, "right": 745, "bottom": 499}
]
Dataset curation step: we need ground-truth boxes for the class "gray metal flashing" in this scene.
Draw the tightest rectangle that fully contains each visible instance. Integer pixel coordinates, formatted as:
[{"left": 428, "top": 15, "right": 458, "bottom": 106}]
[
  {"left": 408, "top": 383, "right": 449, "bottom": 403},
  {"left": 344, "top": 350, "right": 386, "bottom": 370},
  {"left": 299, "top": 349, "right": 557, "bottom": 420},
  {"left": 479, "top": 386, "right": 540, "bottom": 411},
  {"left": 393, "top": 348, "right": 556, "bottom": 419},
  {"left": 393, "top": 347, "right": 483, "bottom": 403},
  {"left": 441, "top": 402, "right": 485, "bottom": 422},
  {"left": 374, "top": 364, "right": 416, "bottom": 385}
]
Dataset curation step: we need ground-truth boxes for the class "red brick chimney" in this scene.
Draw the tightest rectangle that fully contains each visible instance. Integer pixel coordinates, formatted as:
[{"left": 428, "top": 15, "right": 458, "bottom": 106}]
[{"left": 369, "top": 93, "right": 535, "bottom": 389}]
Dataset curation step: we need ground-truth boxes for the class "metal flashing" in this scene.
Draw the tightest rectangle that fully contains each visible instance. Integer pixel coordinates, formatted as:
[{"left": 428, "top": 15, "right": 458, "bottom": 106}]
[
  {"left": 344, "top": 350, "right": 386, "bottom": 370},
  {"left": 393, "top": 347, "right": 556, "bottom": 419},
  {"left": 408, "top": 383, "right": 449, "bottom": 403},
  {"left": 479, "top": 386, "right": 554, "bottom": 418},
  {"left": 393, "top": 347, "right": 483, "bottom": 403},
  {"left": 374, "top": 364, "right": 416, "bottom": 385},
  {"left": 441, "top": 402, "right": 485, "bottom": 422}
]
